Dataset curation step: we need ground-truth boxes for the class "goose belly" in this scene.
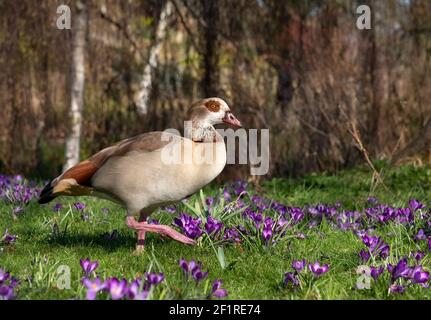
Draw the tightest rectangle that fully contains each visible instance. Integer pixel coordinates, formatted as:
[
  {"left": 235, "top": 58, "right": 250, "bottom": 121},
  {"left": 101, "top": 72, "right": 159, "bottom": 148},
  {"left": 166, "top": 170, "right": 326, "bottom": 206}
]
[{"left": 91, "top": 141, "right": 226, "bottom": 213}]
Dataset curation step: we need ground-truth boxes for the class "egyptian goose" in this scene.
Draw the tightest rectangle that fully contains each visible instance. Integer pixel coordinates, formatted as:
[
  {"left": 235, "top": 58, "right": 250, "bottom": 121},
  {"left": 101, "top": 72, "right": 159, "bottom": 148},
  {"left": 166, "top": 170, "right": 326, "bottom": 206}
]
[{"left": 38, "top": 98, "right": 242, "bottom": 252}]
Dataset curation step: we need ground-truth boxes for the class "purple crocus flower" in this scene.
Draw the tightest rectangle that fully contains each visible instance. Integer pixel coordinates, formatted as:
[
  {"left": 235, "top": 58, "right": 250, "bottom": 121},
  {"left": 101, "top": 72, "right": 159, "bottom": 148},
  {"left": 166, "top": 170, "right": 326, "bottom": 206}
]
[
  {"left": 0, "top": 268, "right": 18, "bottom": 300},
  {"left": 211, "top": 279, "right": 228, "bottom": 298},
  {"left": 145, "top": 272, "right": 164, "bottom": 286},
  {"left": 1, "top": 229, "right": 17, "bottom": 245},
  {"left": 410, "top": 266, "right": 429, "bottom": 285},
  {"left": 83, "top": 278, "right": 105, "bottom": 300},
  {"left": 389, "top": 284, "right": 404, "bottom": 294},
  {"left": 362, "top": 234, "right": 379, "bottom": 249},
  {"left": 336, "top": 211, "right": 361, "bottom": 231},
  {"left": 128, "top": 279, "right": 148, "bottom": 300},
  {"left": 222, "top": 189, "right": 232, "bottom": 202},
  {"left": 0, "top": 285, "right": 15, "bottom": 300},
  {"left": 223, "top": 227, "right": 241, "bottom": 243},
  {"left": 0, "top": 269, "right": 10, "bottom": 284},
  {"left": 205, "top": 197, "right": 214, "bottom": 208},
  {"left": 249, "top": 212, "right": 263, "bottom": 228},
  {"left": 236, "top": 199, "right": 246, "bottom": 209},
  {"left": 9, "top": 277, "right": 19, "bottom": 288},
  {"left": 179, "top": 258, "right": 192, "bottom": 273},
  {"left": 370, "top": 266, "right": 384, "bottom": 280},
  {"left": 409, "top": 199, "right": 425, "bottom": 212},
  {"left": 272, "top": 202, "right": 287, "bottom": 215},
  {"left": 367, "top": 196, "right": 378, "bottom": 204},
  {"left": 53, "top": 203, "right": 63, "bottom": 212},
  {"left": 106, "top": 278, "right": 128, "bottom": 300},
  {"left": 359, "top": 249, "right": 371, "bottom": 262},
  {"left": 292, "top": 259, "right": 306, "bottom": 272},
  {"left": 361, "top": 234, "right": 390, "bottom": 260},
  {"left": 80, "top": 258, "right": 99, "bottom": 276},
  {"left": 308, "top": 261, "right": 329, "bottom": 277},
  {"left": 164, "top": 206, "right": 176, "bottom": 214},
  {"left": 415, "top": 229, "right": 427, "bottom": 241},
  {"left": 179, "top": 259, "right": 208, "bottom": 282},
  {"left": 390, "top": 258, "right": 411, "bottom": 281},
  {"left": 284, "top": 272, "right": 300, "bottom": 286},
  {"left": 148, "top": 218, "right": 159, "bottom": 225},
  {"left": 262, "top": 217, "right": 273, "bottom": 242},
  {"left": 290, "top": 207, "right": 304, "bottom": 222},
  {"left": 411, "top": 251, "right": 425, "bottom": 261},
  {"left": 428, "top": 238, "right": 431, "bottom": 251},
  {"left": 192, "top": 268, "right": 208, "bottom": 282},
  {"left": 251, "top": 195, "right": 263, "bottom": 205},
  {"left": 277, "top": 216, "right": 289, "bottom": 229},
  {"left": 231, "top": 180, "right": 248, "bottom": 195},
  {"left": 13, "top": 206, "right": 23, "bottom": 215},
  {"left": 74, "top": 202, "right": 86, "bottom": 212},
  {"left": 308, "top": 220, "right": 319, "bottom": 228},
  {"left": 173, "top": 213, "right": 202, "bottom": 239},
  {"left": 205, "top": 216, "right": 223, "bottom": 236},
  {"left": 295, "top": 232, "right": 306, "bottom": 240},
  {"left": 378, "top": 243, "right": 390, "bottom": 259}
]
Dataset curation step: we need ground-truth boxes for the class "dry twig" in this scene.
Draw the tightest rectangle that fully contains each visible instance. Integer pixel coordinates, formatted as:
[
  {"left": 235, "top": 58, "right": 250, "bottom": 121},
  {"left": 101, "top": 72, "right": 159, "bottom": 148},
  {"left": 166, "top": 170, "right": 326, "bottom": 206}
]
[{"left": 338, "top": 105, "right": 388, "bottom": 191}]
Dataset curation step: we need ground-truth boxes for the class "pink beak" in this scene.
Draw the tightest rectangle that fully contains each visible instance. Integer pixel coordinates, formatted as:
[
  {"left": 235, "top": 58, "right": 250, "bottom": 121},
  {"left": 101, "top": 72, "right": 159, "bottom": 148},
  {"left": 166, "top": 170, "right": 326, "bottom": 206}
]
[{"left": 223, "top": 112, "right": 242, "bottom": 128}]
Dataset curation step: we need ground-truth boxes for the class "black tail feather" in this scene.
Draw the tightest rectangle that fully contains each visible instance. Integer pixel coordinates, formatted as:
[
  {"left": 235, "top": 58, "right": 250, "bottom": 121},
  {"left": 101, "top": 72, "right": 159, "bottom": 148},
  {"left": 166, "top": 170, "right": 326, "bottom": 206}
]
[{"left": 38, "top": 179, "right": 56, "bottom": 204}]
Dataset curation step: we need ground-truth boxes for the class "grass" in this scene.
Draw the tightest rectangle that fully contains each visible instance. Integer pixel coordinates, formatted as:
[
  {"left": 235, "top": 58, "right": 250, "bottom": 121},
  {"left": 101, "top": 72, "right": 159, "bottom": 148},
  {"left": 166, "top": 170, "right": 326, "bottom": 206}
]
[{"left": 1, "top": 163, "right": 430, "bottom": 300}]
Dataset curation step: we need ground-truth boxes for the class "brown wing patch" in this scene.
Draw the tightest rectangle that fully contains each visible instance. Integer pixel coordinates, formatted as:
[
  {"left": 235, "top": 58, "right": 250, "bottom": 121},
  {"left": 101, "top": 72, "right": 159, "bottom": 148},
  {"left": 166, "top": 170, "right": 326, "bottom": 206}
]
[
  {"left": 87, "top": 132, "right": 173, "bottom": 167},
  {"left": 61, "top": 160, "right": 99, "bottom": 186},
  {"left": 204, "top": 100, "right": 221, "bottom": 112},
  {"left": 113, "top": 132, "right": 173, "bottom": 155},
  {"left": 59, "top": 132, "right": 176, "bottom": 188}
]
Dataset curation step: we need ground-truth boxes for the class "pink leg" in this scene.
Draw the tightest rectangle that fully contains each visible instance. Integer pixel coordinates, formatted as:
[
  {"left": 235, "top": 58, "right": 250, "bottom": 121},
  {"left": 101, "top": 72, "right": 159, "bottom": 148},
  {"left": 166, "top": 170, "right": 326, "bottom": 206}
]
[
  {"left": 126, "top": 216, "right": 196, "bottom": 246},
  {"left": 134, "top": 214, "right": 146, "bottom": 253}
]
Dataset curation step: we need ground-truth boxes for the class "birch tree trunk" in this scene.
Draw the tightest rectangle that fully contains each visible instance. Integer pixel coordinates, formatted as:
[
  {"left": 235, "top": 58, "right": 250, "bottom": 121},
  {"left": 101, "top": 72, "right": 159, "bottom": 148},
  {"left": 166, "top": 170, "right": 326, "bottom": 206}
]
[
  {"left": 63, "top": 0, "right": 88, "bottom": 171},
  {"left": 134, "top": 1, "right": 173, "bottom": 116}
]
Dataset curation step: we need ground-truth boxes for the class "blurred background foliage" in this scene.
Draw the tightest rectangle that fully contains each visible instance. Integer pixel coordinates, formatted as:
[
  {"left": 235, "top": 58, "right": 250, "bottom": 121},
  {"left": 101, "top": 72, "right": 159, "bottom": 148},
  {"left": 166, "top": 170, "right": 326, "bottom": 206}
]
[{"left": 0, "top": 0, "right": 430, "bottom": 179}]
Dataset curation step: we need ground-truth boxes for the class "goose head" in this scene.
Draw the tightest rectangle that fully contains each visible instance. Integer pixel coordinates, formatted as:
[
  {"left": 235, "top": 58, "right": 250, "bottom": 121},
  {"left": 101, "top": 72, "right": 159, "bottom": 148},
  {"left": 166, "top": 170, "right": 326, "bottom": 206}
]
[{"left": 186, "top": 97, "right": 242, "bottom": 128}]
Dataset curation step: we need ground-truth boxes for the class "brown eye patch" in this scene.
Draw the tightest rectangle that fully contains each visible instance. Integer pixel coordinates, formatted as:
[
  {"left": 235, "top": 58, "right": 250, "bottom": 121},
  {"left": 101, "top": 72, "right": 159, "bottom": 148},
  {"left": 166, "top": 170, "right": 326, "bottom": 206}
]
[{"left": 204, "top": 100, "right": 221, "bottom": 112}]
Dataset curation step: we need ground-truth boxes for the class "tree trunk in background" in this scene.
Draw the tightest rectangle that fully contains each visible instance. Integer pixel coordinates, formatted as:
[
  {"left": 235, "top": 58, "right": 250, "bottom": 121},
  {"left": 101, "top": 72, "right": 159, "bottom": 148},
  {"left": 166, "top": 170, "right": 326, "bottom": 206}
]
[
  {"left": 200, "top": 0, "right": 220, "bottom": 97},
  {"left": 63, "top": 0, "right": 88, "bottom": 171},
  {"left": 365, "top": 1, "right": 388, "bottom": 155},
  {"left": 134, "top": 1, "right": 173, "bottom": 116},
  {"left": 392, "top": 119, "right": 431, "bottom": 164},
  {"left": 276, "top": 68, "right": 293, "bottom": 113}
]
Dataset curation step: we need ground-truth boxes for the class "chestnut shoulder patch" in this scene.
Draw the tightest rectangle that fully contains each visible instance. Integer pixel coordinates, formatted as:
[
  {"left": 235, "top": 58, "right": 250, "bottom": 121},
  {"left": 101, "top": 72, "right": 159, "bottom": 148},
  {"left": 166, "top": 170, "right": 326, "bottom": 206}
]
[{"left": 204, "top": 100, "right": 221, "bottom": 112}]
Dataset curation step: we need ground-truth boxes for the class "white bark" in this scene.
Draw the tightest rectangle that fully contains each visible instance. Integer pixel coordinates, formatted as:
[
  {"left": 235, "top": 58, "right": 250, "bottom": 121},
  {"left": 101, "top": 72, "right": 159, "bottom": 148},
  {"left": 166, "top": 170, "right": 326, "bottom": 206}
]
[
  {"left": 63, "top": 0, "right": 88, "bottom": 171},
  {"left": 134, "top": 1, "right": 173, "bottom": 116}
]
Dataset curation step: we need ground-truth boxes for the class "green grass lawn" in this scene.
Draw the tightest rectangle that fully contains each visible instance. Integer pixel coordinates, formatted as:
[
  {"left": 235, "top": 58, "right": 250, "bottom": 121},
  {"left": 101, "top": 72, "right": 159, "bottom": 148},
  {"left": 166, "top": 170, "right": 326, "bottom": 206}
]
[{"left": 1, "top": 163, "right": 430, "bottom": 300}]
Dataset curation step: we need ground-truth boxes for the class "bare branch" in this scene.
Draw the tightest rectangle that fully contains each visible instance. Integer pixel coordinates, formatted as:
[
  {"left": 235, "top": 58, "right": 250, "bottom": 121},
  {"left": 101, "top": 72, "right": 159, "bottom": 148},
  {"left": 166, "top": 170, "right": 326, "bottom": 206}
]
[
  {"left": 338, "top": 105, "right": 388, "bottom": 191},
  {"left": 99, "top": 8, "right": 142, "bottom": 57},
  {"left": 171, "top": 0, "right": 202, "bottom": 54}
]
